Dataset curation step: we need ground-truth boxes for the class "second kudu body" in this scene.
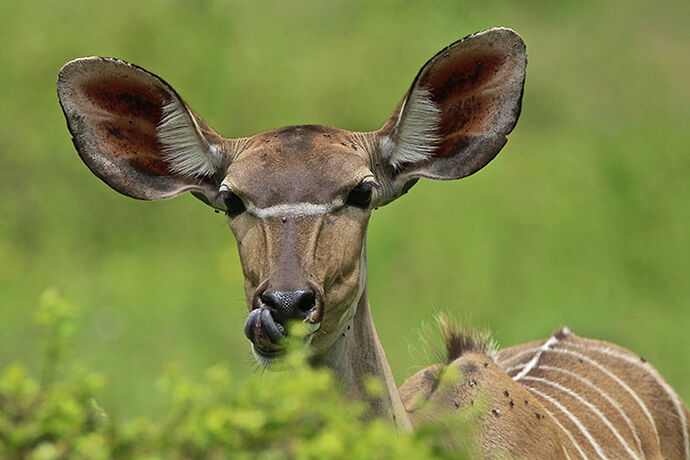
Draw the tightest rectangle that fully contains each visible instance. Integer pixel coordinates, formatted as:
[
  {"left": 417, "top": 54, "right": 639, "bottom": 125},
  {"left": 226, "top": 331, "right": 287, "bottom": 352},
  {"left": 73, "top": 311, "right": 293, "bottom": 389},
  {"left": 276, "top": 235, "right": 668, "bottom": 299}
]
[{"left": 58, "top": 28, "right": 689, "bottom": 458}]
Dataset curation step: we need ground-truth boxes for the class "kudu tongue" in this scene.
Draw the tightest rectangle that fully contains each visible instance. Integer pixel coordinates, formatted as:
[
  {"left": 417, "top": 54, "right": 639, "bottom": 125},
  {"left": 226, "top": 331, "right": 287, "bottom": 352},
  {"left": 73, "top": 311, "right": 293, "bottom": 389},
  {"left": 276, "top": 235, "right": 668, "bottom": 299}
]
[
  {"left": 243, "top": 308, "right": 285, "bottom": 348},
  {"left": 260, "top": 308, "right": 286, "bottom": 343}
]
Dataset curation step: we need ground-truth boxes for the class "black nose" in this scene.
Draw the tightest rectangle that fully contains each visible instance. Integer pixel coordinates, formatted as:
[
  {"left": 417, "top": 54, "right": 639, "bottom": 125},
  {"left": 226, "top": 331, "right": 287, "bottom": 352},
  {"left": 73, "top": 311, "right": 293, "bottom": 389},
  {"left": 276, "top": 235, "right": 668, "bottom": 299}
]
[{"left": 261, "top": 289, "right": 316, "bottom": 324}]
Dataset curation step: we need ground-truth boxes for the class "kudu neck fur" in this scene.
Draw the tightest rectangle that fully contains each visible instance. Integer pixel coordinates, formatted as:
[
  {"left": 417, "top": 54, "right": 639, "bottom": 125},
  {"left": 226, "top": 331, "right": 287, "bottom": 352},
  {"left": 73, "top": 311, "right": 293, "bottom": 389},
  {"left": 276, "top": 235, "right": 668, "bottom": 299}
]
[{"left": 311, "top": 285, "right": 412, "bottom": 430}]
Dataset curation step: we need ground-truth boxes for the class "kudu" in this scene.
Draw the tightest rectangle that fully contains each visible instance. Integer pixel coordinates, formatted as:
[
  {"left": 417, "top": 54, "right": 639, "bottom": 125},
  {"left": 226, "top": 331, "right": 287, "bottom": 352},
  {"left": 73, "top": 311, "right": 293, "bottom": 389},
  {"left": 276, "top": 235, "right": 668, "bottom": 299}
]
[{"left": 58, "top": 28, "right": 688, "bottom": 458}]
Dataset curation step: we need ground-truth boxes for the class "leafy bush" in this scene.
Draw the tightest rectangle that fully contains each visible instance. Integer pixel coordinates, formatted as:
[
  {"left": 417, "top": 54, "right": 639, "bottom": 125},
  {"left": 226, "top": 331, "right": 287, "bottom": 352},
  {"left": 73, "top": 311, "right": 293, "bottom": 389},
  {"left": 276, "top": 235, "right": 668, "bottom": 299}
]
[{"left": 0, "top": 292, "right": 472, "bottom": 459}]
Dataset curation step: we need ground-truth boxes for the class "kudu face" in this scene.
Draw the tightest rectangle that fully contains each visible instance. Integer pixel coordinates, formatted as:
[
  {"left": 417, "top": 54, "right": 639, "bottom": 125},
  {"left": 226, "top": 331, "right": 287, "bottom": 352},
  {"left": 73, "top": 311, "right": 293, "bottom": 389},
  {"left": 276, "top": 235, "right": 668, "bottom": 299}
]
[
  {"left": 226, "top": 126, "right": 376, "bottom": 359},
  {"left": 57, "top": 28, "right": 527, "bottom": 365}
]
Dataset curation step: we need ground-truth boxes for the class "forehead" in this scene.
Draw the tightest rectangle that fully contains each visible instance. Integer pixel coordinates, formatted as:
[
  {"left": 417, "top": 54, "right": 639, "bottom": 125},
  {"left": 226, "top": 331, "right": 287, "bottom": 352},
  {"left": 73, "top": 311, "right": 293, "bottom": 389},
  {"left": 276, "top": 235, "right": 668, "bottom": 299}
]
[{"left": 226, "top": 125, "right": 370, "bottom": 206}]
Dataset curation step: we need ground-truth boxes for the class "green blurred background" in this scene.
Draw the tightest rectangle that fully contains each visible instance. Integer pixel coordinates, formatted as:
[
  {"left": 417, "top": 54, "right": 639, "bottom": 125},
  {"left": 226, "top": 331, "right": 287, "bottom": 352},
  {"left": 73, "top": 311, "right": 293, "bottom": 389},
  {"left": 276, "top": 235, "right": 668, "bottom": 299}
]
[{"left": 0, "top": 0, "right": 688, "bottom": 418}]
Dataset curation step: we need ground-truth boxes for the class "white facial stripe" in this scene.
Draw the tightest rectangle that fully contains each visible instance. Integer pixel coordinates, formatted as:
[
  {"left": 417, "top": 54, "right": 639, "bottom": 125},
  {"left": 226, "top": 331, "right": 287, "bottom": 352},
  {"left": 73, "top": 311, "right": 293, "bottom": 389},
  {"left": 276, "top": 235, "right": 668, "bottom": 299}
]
[{"left": 246, "top": 201, "right": 343, "bottom": 218}]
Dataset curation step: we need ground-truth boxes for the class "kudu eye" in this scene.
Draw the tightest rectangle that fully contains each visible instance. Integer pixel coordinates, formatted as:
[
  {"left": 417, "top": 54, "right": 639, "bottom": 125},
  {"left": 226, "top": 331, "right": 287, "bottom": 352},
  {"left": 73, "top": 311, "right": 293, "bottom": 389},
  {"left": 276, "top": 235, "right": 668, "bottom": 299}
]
[
  {"left": 221, "top": 190, "right": 246, "bottom": 217},
  {"left": 346, "top": 181, "right": 374, "bottom": 209}
]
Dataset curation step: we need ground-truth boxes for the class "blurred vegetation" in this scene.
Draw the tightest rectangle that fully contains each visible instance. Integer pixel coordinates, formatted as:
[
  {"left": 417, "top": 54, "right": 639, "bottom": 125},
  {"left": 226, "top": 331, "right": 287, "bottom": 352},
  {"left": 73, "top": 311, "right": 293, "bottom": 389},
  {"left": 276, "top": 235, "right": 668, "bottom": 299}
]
[
  {"left": 0, "top": 292, "right": 472, "bottom": 459},
  {"left": 0, "top": 0, "right": 688, "bottom": 425}
]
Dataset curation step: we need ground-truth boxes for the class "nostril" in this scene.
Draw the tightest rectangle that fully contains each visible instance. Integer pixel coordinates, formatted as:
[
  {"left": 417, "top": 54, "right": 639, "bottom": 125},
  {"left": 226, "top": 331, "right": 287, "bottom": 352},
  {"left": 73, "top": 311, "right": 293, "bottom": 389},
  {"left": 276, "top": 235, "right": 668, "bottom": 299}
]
[
  {"left": 261, "top": 289, "right": 316, "bottom": 322},
  {"left": 296, "top": 290, "right": 315, "bottom": 314}
]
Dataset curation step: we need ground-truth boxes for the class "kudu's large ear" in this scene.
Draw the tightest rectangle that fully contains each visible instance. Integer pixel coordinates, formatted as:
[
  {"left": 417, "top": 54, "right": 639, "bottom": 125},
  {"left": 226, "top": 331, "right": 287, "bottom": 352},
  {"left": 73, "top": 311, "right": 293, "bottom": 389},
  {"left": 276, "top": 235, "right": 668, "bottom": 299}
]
[
  {"left": 376, "top": 28, "right": 526, "bottom": 187},
  {"left": 57, "top": 57, "right": 230, "bottom": 209}
]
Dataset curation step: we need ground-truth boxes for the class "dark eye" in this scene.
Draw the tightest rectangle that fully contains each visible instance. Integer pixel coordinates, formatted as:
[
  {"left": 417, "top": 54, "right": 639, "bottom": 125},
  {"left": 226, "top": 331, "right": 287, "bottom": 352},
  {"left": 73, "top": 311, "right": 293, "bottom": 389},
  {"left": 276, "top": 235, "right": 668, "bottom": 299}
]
[
  {"left": 222, "top": 190, "right": 246, "bottom": 217},
  {"left": 346, "top": 182, "right": 373, "bottom": 209}
]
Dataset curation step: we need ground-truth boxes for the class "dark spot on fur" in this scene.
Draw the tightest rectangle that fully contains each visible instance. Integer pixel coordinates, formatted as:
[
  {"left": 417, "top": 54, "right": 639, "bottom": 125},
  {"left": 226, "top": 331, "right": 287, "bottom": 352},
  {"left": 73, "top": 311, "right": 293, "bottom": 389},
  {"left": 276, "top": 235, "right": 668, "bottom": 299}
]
[
  {"left": 107, "top": 126, "right": 125, "bottom": 140},
  {"left": 509, "top": 400, "right": 514, "bottom": 407},
  {"left": 504, "top": 390, "right": 509, "bottom": 397},
  {"left": 492, "top": 408, "right": 501, "bottom": 417},
  {"left": 554, "top": 327, "right": 570, "bottom": 341},
  {"left": 422, "top": 370, "right": 436, "bottom": 385},
  {"left": 461, "top": 363, "right": 477, "bottom": 375}
]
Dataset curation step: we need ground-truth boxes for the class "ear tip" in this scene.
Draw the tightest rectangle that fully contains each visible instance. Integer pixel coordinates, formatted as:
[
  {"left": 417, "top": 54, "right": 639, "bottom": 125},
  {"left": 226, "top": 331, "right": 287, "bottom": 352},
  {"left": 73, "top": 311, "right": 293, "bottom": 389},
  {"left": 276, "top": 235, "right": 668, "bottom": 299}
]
[
  {"left": 58, "top": 57, "right": 112, "bottom": 93},
  {"left": 465, "top": 27, "right": 527, "bottom": 56},
  {"left": 59, "top": 56, "right": 109, "bottom": 76},
  {"left": 57, "top": 57, "right": 151, "bottom": 88}
]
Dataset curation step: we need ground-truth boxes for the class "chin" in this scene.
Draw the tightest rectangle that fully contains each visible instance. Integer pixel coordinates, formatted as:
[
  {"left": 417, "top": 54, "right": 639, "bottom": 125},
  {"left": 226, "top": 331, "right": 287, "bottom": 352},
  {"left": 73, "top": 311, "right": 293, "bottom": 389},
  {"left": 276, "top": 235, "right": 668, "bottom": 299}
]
[{"left": 251, "top": 344, "right": 284, "bottom": 369}]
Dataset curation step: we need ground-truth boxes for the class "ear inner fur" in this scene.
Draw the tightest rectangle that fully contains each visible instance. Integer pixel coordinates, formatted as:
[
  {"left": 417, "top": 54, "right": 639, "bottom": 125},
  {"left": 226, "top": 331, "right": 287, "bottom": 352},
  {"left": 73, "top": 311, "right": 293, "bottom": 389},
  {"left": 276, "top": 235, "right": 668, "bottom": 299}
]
[
  {"left": 377, "top": 28, "right": 527, "bottom": 183},
  {"left": 57, "top": 57, "right": 227, "bottom": 203},
  {"left": 157, "top": 97, "right": 224, "bottom": 177}
]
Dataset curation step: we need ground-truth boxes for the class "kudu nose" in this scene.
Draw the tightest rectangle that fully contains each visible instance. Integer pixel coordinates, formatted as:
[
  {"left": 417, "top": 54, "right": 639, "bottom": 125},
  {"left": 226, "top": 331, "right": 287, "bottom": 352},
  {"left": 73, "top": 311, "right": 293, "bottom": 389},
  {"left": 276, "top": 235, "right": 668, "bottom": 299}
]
[{"left": 261, "top": 289, "right": 316, "bottom": 324}]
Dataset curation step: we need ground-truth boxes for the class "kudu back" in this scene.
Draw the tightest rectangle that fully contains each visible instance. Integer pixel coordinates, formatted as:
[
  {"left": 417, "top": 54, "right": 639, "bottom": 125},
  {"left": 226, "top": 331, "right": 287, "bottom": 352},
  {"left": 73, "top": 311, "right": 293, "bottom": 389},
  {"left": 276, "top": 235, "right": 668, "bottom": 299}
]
[{"left": 58, "top": 28, "right": 689, "bottom": 458}]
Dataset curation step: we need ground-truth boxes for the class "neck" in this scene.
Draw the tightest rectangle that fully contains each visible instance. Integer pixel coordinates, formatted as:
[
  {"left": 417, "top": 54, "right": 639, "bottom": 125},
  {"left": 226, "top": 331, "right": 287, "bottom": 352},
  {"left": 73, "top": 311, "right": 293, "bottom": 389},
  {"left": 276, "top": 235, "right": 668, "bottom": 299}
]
[{"left": 310, "top": 287, "right": 412, "bottom": 431}]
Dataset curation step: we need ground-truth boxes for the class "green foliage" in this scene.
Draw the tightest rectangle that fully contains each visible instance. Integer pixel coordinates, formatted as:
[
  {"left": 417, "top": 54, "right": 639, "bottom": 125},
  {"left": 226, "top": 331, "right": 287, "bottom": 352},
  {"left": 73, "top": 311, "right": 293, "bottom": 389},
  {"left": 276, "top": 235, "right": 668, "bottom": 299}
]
[{"left": 0, "top": 292, "right": 473, "bottom": 459}]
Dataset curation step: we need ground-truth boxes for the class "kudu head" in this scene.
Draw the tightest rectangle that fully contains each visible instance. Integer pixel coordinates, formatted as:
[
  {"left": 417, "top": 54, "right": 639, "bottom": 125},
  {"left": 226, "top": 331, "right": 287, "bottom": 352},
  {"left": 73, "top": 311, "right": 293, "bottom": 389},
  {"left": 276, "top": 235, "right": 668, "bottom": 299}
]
[{"left": 57, "top": 28, "right": 526, "bottom": 366}]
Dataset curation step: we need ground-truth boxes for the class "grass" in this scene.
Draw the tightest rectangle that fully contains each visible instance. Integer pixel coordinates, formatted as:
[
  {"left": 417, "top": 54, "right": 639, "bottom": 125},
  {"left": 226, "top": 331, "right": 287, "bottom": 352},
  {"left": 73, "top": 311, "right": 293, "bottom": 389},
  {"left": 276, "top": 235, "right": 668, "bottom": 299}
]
[{"left": 0, "top": 0, "right": 688, "bottom": 418}]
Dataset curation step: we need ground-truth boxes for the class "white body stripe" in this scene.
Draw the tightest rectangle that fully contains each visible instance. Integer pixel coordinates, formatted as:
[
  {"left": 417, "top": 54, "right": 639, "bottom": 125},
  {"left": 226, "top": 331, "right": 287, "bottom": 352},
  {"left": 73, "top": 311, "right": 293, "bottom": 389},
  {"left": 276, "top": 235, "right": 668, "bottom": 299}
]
[
  {"left": 526, "top": 385, "right": 609, "bottom": 459},
  {"left": 562, "top": 444, "right": 573, "bottom": 460},
  {"left": 547, "top": 347, "right": 662, "bottom": 448},
  {"left": 563, "top": 341, "right": 689, "bottom": 460},
  {"left": 508, "top": 346, "right": 662, "bottom": 452},
  {"left": 542, "top": 404, "right": 588, "bottom": 459},
  {"left": 523, "top": 376, "right": 640, "bottom": 459},
  {"left": 504, "top": 362, "right": 528, "bottom": 373},
  {"left": 499, "top": 345, "right": 541, "bottom": 366},
  {"left": 513, "top": 334, "right": 559, "bottom": 381},
  {"left": 540, "top": 365, "right": 644, "bottom": 456}
]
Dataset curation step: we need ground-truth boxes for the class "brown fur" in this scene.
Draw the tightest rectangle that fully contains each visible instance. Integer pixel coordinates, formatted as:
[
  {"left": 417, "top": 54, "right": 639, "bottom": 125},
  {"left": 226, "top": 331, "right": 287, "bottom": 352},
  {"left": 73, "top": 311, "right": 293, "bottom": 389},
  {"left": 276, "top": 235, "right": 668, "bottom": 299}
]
[
  {"left": 498, "top": 328, "right": 690, "bottom": 459},
  {"left": 402, "top": 328, "right": 690, "bottom": 458},
  {"left": 401, "top": 352, "right": 568, "bottom": 459}
]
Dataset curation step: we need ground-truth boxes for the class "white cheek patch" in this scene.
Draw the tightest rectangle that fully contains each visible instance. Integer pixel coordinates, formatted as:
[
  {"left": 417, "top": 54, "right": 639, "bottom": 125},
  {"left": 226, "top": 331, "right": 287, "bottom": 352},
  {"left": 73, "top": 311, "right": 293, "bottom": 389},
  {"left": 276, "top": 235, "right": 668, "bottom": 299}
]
[
  {"left": 157, "top": 97, "right": 223, "bottom": 177},
  {"left": 246, "top": 201, "right": 343, "bottom": 218}
]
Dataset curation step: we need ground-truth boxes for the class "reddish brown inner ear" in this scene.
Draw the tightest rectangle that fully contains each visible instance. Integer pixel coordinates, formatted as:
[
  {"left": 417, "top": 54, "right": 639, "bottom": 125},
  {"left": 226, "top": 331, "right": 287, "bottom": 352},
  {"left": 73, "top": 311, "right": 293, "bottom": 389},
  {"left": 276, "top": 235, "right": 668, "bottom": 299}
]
[
  {"left": 420, "top": 52, "right": 513, "bottom": 159},
  {"left": 80, "top": 77, "right": 172, "bottom": 176}
]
